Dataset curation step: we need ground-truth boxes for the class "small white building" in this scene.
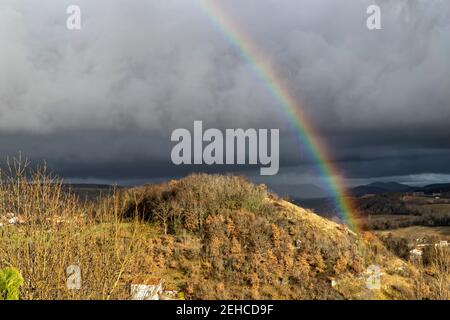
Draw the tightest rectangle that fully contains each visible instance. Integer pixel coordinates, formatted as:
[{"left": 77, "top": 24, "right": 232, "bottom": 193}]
[
  {"left": 130, "top": 280, "right": 164, "bottom": 300},
  {"left": 437, "top": 241, "right": 448, "bottom": 247},
  {"left": 409, "top": 248, "right": 423, "bottom": 259}
]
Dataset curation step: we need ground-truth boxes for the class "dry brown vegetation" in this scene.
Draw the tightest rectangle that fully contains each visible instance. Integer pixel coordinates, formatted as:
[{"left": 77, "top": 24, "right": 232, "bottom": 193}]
[
  {"left": 0, "top": 158, "right": 448, "bottom": 300},
  {"left": 0, "top": 157, "right": 170, "bottom": 299}
]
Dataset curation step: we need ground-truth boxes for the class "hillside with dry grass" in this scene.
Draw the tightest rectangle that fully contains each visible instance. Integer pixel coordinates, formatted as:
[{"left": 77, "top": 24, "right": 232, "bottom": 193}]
[{"left": 0, "top": 160, "right": 447, "bottom": 300}]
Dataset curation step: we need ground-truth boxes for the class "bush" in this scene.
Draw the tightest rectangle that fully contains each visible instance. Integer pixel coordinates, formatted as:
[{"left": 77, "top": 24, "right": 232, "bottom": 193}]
[
  {"left": 380, "top": 234, "right": 410, "bottom": 259},
  {"left": 0, "top": 267, "right": 24, "bottom": 300},
  {"left": 121, "top": 174, "right": 274, "bottom": 235}
]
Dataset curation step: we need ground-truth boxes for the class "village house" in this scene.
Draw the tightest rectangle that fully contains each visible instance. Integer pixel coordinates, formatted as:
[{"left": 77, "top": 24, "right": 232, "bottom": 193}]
[
  {"left": 409, "top": 248, "right": 423, "bottom": 260},
  {"left": 130, "top": 278, "right": 179, "bottom": 300}
]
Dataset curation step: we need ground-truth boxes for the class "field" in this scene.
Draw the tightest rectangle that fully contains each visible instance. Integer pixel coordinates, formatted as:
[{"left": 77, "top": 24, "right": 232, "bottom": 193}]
[
  {"left": 408, "top": 203, "right": 450, "bottom": 214},
  {"left": 376, "top": 226, "right": 450, "bottom": 242}
]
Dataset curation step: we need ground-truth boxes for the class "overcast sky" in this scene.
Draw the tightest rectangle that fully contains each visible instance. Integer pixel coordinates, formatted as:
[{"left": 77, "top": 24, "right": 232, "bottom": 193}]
[{"left": 0, "top": 0, "right": 449, "bottom": 189}]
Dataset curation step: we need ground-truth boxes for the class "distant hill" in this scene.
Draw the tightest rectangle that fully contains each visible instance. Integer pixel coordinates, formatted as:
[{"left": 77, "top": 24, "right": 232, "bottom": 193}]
[
  {"left": 351, "top": 182, "right": 413, "bottom": 196},
  {"left": 267, "top": 183, "right": 326, "bottom": 199},
  {"left": 62, "top": 183, "right": 119, "bottom": 201},
  {"left": 351, "top": 185, "right": 390, "bottom": 196},
  {"left": 368, "top": 182, "right": 413, "bottom": 192},
  {"left": 293, "top": 197, "right": 339, "bottom": 218},
  {"left": 421, "top": 183, "right": 450, "bottom": 194},
  {"left": 350, "top": 181, "right": 450, "bottom": 197}
]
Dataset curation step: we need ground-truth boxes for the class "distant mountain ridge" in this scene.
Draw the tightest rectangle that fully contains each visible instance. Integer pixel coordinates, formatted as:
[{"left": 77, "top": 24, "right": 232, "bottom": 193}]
[
  {"left": 267, "top": 183, "right": 326, "bottom": 199},
  {"left": 421, "top": 183, "right": 450, "bottom": 193},
  {"left": 350, "top": 181, "right": 450, "bottom": 196},
  {"left": 367, "top": 182, "right": 413, "bottom": 192},
  {"left": 62, "top": 183, "right": 119, "bottom": 200},
  {"left": 60, "top": 180, "right": 450, "bottom": 201},
  {"left": 351, "top": 182, "right": 413, "bottom": 196}
]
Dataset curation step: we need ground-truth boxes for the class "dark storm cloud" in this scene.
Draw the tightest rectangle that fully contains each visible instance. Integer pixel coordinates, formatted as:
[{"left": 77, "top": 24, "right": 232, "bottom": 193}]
[{"left": 0, "top": 0, "right": 449, "bottom": 183}]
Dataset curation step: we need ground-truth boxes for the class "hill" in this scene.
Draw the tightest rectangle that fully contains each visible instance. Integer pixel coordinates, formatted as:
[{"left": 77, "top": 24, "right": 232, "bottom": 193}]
[
  {"left": 351, "top": 182, "right": 413, "bottom": 196},
  {"left": 267, "top": 183, "right": 326, "bottom": 199},
  {"left": 368, "top": 182, "right": 413, "bottom": 192},
  {"left": 62, "top": 183, "right": 118, "bottom": 201},
  {"left": 421, "top": 183, "right": 450, "bottom": 194},
  {"left": 119, "top": 174, "right": 417, "bottom": 299},
  {"left": 350, "top": 181, "right": 450, "bottom": 197}
]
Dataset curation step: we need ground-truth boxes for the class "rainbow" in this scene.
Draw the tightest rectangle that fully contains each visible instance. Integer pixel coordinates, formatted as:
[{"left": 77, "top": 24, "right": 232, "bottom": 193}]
[{"left": 195, "top": 0, "right": 360, "bottom": 231}]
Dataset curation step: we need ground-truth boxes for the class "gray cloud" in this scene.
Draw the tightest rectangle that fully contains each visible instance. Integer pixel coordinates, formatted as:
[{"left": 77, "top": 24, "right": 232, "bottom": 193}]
[{"left": 0, "top": 0, "right": 449, "bottom": 184}]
